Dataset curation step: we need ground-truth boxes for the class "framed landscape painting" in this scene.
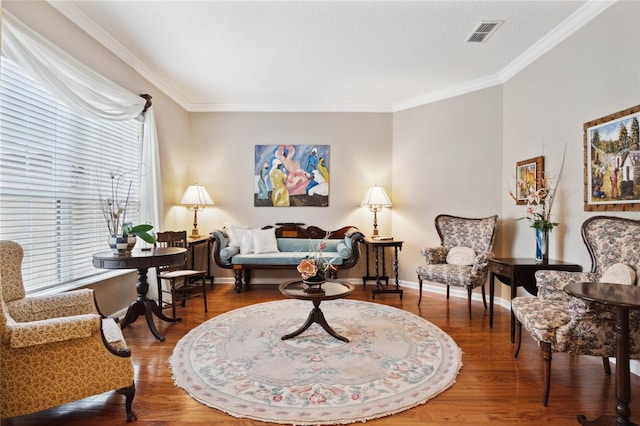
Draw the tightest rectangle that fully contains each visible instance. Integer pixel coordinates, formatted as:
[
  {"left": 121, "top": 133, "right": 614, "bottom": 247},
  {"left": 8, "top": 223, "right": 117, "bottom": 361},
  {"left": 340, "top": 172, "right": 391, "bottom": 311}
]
[
  {"left": 584, "top": 105, "right": 640, "bottom": 212},
  {"left": 254, "top": 144, "right": 330, "bottom": 207}
]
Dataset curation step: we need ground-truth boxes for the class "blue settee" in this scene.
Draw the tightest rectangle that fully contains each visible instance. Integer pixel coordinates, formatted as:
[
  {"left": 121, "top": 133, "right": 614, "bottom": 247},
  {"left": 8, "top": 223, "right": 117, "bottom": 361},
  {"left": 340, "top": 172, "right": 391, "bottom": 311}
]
[{"left": 210, "top": 224, "right": 364, "bottom": 292}]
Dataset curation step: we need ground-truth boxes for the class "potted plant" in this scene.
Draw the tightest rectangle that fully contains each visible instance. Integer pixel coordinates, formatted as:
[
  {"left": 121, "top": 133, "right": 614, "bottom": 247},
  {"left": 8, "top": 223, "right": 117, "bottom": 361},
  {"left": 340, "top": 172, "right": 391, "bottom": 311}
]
[{"left": 99, "top": 169, "right": 156, "bottom": 254}]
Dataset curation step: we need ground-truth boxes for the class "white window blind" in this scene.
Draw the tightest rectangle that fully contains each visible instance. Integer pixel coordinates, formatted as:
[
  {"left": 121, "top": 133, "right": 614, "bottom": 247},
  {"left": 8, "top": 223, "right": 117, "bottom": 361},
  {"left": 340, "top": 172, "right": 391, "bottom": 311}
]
[{"left": 0, "top": 56, "right": 143, "bottom": 293}]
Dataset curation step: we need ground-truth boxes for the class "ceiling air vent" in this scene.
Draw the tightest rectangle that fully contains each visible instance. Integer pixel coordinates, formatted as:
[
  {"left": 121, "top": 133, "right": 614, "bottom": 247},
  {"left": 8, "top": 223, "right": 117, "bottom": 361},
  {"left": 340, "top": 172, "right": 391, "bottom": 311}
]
[{"left": 466, "top": 20, "right": 503, "bottom": 43}]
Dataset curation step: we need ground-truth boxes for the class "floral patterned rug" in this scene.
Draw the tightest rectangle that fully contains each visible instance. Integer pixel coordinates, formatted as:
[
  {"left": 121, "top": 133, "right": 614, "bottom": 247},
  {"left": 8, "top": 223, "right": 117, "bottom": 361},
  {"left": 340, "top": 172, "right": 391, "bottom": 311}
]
[{"left": 169, "top": 299, "right": 462, "bottom": 425}]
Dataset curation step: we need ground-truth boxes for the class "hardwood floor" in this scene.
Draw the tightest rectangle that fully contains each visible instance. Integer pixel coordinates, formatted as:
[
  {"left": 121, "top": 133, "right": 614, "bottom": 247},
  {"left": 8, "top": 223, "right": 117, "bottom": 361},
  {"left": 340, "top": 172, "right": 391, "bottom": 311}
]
[{"left": 3, "top": 283, "right": 639, "bottom": 425}]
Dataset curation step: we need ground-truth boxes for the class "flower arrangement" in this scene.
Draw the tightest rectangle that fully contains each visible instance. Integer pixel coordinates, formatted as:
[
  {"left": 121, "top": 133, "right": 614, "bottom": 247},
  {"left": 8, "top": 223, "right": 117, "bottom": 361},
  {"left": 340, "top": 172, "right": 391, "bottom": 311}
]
[
  {"left": 508, "top": 146, "right": 566, "bottom": 233},
  {"left": 297, "top": 233, "right": 338, "bottom": 282},
  {"left": 98, "top": 169, "right": 156, "bottom": 244}
]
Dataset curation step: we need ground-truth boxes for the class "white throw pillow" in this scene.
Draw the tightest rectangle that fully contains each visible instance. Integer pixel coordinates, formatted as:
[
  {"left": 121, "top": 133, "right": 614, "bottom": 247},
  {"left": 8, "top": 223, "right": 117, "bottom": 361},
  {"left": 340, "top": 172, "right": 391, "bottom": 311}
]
[
  {"left": 225, "top": 223, "right": 248, "bottom": 248},
  {"left": 446, "top": 246, "right": 476, "bottom": 266},
  {"left": 600, "top": 263, "right": 637, "bottom": 285},
  {"left": 238, "top": 228, "right": 256, "bottom": 255},
  {"left": 252, "top": 227, "right": 280, "bottom": 254}
]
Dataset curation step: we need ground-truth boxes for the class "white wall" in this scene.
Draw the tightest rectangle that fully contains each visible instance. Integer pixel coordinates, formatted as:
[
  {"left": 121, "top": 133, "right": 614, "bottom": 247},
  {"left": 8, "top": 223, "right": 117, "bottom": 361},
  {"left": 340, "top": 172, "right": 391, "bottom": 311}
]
[
  {"left": 392, "top": 86, "right": 504, "bottom": 291},
  {"left": 501, "top": 0, "right": 640, "bottom": 299},
  {"left": 182, "top": 112, "right": 392, "bottom": 282}
]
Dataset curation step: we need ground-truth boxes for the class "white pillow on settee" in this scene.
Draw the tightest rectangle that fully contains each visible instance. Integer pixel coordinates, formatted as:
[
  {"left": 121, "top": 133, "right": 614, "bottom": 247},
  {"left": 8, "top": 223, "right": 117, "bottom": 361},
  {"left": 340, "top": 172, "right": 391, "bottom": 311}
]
[
  {"left": 238, "top": 228, "right": 256, "bottom": 254},
  {"left": 252, "top": 228, "right": 279, "bottom": 254},
  {"left": 225, "top": 223, "right": 248, "bottom": 248}
]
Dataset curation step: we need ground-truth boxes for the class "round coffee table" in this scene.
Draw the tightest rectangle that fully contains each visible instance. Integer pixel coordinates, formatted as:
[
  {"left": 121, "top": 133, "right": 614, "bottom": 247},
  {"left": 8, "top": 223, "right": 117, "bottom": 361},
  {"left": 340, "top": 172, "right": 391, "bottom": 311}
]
[{"left": 279, "top": 279, "right": 354, "bottom": 342}]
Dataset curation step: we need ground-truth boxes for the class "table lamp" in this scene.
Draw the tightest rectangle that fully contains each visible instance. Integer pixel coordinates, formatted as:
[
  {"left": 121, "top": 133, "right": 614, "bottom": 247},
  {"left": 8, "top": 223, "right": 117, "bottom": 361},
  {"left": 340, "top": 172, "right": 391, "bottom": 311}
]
[
  {"left": 180, "top": 184, "right": 214, "bottom": 237},
  {"left": 361, "top": 185, "right": 392, "bottom": 237}
]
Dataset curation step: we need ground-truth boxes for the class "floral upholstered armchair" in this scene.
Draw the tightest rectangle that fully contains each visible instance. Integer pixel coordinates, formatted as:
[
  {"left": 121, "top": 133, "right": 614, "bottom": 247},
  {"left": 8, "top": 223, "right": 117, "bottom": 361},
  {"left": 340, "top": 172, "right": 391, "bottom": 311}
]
[
  {"left": 511, "top": 216, "right": 640, "bottom": 406},
  {"left": 0, "top": 240, "right": 137, "bottom": 422},
  {"left": 416, "top": 214, "right": 498, "bottom": 320}
]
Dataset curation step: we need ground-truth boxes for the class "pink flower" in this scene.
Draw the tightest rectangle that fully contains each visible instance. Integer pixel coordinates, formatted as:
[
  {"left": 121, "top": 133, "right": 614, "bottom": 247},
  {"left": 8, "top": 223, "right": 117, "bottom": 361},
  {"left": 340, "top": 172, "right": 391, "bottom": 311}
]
[
  {"left": 309, "top": 393, "right": 327, "bottom": 404},
  {"left": 297, "top": 258, "right": 318, "bottom": 279},
  {"left": 310, "top": 353, "right": 323, "bottom": 362},
  {"left": 272, "top": 395, "right": 283, "bottom": 402},
  {"left": 297, "top": 232, "right": 338, "bottom": 279}
]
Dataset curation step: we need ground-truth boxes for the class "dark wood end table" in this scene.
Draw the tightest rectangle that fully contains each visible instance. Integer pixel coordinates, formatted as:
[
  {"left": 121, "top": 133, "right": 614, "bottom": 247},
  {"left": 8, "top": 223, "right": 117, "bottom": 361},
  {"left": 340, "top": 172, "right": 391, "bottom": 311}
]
[
  {"left": 187, "top": 236, "right": 214, "bottom": 284},
  {"left": 92, "top": 247, "right": 186, "bottom": 342},
  {"left": 565, "top": 282, "right": 640, "bottom": 426},
  {"left": 488, "top": 257, "right": 582, "bottom": 341},
  {"left": 362, "top": 237, "right": 404, "bottom": 299},
  {"left": 279, "top": 279, "right": 354, "bottom": 342}
]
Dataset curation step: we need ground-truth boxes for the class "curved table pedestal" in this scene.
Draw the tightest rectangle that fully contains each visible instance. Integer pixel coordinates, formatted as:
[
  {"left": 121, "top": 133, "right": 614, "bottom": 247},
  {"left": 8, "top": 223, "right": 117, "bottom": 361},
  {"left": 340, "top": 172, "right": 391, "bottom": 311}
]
[
  {"left": 281, "top": 299, "right": 348, "bottom": 342},
  {"left": 120, "top": 267, "right": 181, "bottom": 342},
  {"left": 93, "top": 247, "right": 187, "bottom": 342}
]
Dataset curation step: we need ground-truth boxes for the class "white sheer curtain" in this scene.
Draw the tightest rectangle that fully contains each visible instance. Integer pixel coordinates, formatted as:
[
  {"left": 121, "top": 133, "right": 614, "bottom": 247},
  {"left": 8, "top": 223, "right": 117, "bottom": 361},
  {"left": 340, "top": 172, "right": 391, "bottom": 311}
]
[{"left": 1, "top": 11, "right": 163, "bottom": 231}]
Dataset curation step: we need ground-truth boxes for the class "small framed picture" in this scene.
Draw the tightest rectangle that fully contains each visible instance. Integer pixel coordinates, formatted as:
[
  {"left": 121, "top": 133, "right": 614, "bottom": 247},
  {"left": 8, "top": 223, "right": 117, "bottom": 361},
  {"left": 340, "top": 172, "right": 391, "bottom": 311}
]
[{"left": 514, "top": 156, "right": 544, "bottom": 205}]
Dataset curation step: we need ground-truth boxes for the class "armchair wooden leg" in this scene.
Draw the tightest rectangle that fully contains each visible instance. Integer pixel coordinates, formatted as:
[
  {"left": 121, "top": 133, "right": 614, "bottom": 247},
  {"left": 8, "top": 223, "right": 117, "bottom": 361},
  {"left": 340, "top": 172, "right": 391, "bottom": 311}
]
[
  {"left": 117, "top": 382, "right": 137, "bottom": 422},
  {"left": 541, "top": 342, "right": 552, "bottom": 407},
  {"left": 481, "top": 284, "right": 487, "bottom": 309},
  {"left": 446, "top": 285, "right": 450, "bottom": 300},
  {"left": 513, "top": 318, "right": 522, "bottom": 357},
  {"left": 417, "top": 278, "right": 423, "bottom": 306},
  {"left": 603, "top": 357, "right": 611, "bottom": 375}
]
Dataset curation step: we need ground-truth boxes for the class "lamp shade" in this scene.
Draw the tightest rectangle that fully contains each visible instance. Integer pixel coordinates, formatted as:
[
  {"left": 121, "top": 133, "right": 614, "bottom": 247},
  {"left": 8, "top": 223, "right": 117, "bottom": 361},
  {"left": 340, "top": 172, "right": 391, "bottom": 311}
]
[
  {"left": 180, "top": 184, "right": 214, "bottom": 207},
  {"left": 361, "top": 185, "right": 392, "bottom": 207}
]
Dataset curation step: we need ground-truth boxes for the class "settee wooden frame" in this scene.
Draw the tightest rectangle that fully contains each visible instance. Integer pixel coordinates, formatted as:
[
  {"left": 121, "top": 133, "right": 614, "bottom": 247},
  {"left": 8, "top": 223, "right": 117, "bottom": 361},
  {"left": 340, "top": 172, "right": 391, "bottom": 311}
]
[{"left": 211, "top": 223, "right": 364, "bottom": 292}]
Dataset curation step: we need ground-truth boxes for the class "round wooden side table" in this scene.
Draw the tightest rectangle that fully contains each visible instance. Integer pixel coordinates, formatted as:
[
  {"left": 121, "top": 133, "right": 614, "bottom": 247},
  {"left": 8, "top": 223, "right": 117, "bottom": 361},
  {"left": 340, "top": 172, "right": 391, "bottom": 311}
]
[
  {"left": 93, "top": 247, "right": 186, "bottom": 342},
  {"left": 565, "top": 281, "right": 640, "bottom": 426}
]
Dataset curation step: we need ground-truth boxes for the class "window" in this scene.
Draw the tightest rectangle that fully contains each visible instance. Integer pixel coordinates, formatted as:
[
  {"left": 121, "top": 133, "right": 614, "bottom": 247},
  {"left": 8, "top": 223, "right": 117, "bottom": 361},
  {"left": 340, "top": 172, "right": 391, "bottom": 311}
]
[{"left": 0, "top": 56, "right": 143, "bottom": 293}]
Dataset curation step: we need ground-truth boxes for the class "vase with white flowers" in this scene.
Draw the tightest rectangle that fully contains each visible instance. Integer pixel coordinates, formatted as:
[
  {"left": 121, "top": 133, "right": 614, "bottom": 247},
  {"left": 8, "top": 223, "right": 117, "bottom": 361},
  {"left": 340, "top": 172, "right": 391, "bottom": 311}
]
[
  {"left": 297, "top": 233, "right": 338, "bottom": 286},
  {"left": 508, "top": 146, "right": 566, "bottom": 263},
  {"left": 99, "top": 169, "right": 156, "bottom": 254}
]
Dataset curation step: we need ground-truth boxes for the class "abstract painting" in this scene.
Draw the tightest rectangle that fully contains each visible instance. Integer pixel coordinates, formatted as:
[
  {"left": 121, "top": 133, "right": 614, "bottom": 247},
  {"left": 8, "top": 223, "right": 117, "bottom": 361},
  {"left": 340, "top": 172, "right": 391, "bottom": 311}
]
[{"left": 254, "top": 144, "right": 330, "bottom": 207}]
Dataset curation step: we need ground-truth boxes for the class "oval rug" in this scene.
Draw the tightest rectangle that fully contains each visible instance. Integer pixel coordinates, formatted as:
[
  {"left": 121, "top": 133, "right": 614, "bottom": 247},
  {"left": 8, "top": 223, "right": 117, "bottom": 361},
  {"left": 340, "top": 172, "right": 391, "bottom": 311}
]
[{"left": 169, "top": 299, "right": 462, "bottom": 425}]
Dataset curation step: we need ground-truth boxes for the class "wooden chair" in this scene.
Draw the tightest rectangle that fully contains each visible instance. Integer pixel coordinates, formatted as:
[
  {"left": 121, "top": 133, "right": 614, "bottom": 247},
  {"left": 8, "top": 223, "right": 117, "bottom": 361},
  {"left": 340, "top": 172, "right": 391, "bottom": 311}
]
[
  {"left": 155, "top": 231, "right": 208, "bottom": 318},
  {"left": 416, "top": 214, "right": 498, "bottom": 320},
  {"left": 511, "top": 216, "right": 640, "bottom": 406}
]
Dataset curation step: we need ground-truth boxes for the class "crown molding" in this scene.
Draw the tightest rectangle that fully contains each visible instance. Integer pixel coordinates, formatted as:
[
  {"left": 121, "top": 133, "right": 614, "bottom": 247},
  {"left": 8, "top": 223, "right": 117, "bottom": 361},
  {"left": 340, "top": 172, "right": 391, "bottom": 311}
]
[
  {"left": 188, "top": 103, "right": 392, "bottom": 113},
  {"left": 394, "top": 0, "right": 616, "bottom": 112},
  {"left": 48, "top": 1, "right": 192, "bottom": 111},
  {"left": 49, "top": 0, "right": 617, "bottom": 114},
  {"left": 498, "top": 0, "right": 616, "bottom": 82},
  {"left": 392, "top": 74, "right": 503, "bottom": 112}
]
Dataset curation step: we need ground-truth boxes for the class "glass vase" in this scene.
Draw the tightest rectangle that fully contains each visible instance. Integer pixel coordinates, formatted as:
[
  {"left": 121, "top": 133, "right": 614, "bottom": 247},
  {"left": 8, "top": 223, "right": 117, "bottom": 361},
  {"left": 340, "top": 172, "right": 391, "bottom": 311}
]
[{"left": 535, "top": 228, "right": 549, "bottom": 264}]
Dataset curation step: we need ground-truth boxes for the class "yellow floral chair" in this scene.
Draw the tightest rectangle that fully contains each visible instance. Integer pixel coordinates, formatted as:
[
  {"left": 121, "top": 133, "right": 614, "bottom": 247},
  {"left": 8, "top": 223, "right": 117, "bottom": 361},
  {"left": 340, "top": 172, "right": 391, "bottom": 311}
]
[
  {"left": 0, "top": 240, "right": 137, "bottom": 422},
  {"left": 511, "top": 216, "right": 640, "bottom": 406}
]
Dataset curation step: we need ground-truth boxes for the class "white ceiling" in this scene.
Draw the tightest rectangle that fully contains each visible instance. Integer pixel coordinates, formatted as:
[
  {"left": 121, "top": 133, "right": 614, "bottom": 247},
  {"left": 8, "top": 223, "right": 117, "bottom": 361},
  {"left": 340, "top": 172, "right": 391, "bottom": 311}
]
[{"left": 49, "top": 1, "right": 614, "bottom": 112}]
